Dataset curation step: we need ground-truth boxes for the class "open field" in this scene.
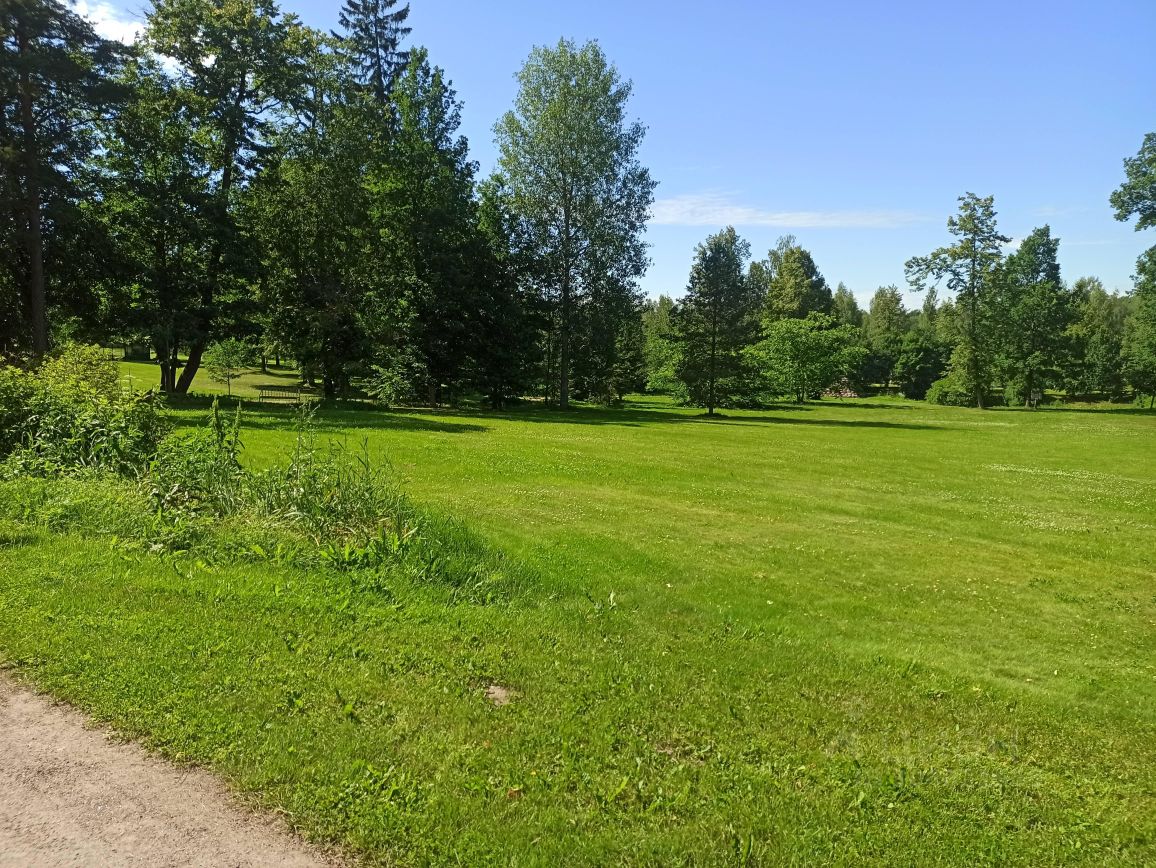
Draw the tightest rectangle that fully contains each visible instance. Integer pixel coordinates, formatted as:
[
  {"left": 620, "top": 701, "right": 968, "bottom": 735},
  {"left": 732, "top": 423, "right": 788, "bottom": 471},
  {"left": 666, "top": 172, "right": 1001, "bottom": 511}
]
[{"left": 1, "top": 395, "right": 1154, "bottom": 864}]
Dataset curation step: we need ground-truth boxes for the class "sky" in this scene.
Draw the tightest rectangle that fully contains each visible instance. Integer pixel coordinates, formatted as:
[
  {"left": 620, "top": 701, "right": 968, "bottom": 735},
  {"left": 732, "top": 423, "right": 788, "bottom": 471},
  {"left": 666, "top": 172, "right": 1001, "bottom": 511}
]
[{"left": 85, "top": 0, "right": 1156, "bottom": 306}]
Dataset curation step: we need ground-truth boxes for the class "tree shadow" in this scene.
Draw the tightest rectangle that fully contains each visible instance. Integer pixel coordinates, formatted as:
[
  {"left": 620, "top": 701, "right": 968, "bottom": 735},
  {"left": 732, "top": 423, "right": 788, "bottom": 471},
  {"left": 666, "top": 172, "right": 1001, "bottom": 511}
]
[{"left": 375, "top": 404, "right": 941, "bottom": 432}]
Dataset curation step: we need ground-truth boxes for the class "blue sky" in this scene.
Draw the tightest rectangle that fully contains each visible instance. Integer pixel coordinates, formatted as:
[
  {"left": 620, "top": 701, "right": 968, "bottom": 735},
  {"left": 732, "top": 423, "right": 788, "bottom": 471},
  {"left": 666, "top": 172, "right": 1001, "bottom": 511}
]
[{"left": 87, "top": 0, "right": 1156, "bottom": 306}]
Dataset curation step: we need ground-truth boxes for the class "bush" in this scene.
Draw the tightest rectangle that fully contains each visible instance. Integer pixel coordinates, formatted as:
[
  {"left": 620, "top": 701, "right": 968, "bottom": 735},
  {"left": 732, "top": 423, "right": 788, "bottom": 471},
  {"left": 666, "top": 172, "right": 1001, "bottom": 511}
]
[
  {"left": 0, "top": 344, "right": 167, "bottom": 477},
  {"left": 925, "top": 373, "right": 973, "bottom": 407}
]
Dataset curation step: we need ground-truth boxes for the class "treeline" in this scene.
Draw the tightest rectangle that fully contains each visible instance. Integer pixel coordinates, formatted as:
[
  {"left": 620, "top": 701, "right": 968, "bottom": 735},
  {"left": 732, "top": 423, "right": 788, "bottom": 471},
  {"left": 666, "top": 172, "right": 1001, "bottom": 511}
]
[
  {"left": 3, "top": 1, "right": 1154, "bottom": 410},
  {"left": 1, "top": 0, "right": 652, "bottom": 407},
  {"left": 641, "top": 190, "right": 1156, "bottom": 409}
]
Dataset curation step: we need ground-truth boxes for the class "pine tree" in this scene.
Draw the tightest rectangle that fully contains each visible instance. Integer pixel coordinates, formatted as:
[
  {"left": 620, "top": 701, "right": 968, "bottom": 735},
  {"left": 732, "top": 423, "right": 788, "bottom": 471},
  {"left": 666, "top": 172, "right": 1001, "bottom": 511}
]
[
  {"left": 673, "top": 227, "right": 759, "bottom": 414},
  {"left": 335, "top": 0, "right": 411, "bottom": 102},
  {"left": 0, "top": 0, "right": 126, "bottom": 355},
  {"left": 906, "top": 194, "right": 1009, "bottom": 408}
]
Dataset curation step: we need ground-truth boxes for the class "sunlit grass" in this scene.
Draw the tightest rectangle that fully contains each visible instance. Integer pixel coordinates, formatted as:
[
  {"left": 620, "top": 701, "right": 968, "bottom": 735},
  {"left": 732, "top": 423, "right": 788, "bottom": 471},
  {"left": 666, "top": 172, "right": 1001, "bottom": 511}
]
[{"left": 1, "top": 392, "right": 1153, "bottom": 864}]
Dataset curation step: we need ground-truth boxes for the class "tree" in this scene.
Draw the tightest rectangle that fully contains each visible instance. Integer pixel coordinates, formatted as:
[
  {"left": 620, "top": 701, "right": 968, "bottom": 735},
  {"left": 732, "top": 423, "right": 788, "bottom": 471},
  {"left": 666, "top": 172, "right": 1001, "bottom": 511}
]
[
  {"left": 906, "top": 194, "right": 1009, "bottom": 408},
  {"left": 832, "top": 282, "right": 862, "bottom": 327},
  {"left": 1061, "top": 278, "right": 1126, "bottom": 397},
  {"left": 1110, "top": 132, "right": 1156, "bottom": 232},
  {"left": 641, "top": 295, "right": 679, "bottom": 393},
  {"left": 146, "top": 0, "right": 312, "bottom": 393},
  {"left": 1111, "top": 131, "right": 1156, "bottom": 404},
  {"left": 994, "top": 225, "right": 1073, "bottom": 405},
  {"left": 334, "top": 0, "right": 410, "bottom": 102},
  {"left": 93, "top": 56, "right": 212, "bottom": 392},
  {"left": 494, "top": 39, "right": 655, "bottom": 408},
  {"left": 751, "top": 235, "right": 832, "bottom": 321},
  {"left": 0, "top": 0, "right": 125, "bottom": 356},
  {"left": 203, "top": 337, "right": 255, "bottom": 396},
  {"left": 864, "top": 285, "right": 908, "bottom": 386},
  {"left": 753, "top": 313, "right": 865, "bottom": 403},
  {"left": 1123, "top": 250, "right": 1156, "bottom": 405},
  {"left": 673, "top": 227, "right": 758, "bottom": 414}
]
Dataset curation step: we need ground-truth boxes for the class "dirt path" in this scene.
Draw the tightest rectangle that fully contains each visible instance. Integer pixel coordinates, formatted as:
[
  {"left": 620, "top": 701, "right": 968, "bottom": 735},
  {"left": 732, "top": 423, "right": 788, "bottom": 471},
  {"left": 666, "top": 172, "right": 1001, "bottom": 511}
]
[{"left": 0, "top": 674, "right": 334, "bottom": 867}]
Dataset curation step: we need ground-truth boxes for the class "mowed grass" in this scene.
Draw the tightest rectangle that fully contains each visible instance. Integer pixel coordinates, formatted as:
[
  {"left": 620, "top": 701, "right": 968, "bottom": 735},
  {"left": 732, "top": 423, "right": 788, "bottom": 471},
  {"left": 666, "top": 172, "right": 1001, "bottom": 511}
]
[
  {"left": 118, "top": 356, "right": 302, "bottom": 398},
  {"left": 1, "top": 394, "right": 1154, "bottom": 864}
]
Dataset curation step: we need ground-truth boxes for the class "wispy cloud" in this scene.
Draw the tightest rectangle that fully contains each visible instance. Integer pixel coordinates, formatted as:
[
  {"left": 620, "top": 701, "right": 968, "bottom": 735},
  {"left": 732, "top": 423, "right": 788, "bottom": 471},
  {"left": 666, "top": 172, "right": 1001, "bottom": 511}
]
[
  {"left": 650, "top": 192, "right": 927, "bottom": 229},
  {"left": 76, "top": 1, "right": 144, "bottom": 44}
]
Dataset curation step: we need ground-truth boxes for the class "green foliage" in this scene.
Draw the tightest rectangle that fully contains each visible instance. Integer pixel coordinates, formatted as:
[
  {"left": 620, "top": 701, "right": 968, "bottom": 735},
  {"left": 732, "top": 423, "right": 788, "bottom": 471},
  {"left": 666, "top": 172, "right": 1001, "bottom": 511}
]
[
  {"left": 673, "top": 227, "right": 760, "bottom": 413},
  {"left": 0, "top": 344, "right": 166, "bottom": 476},
  {"left": 753, "top": 313, "right": 866, "bottom": 402},
  {"left": 994, "top": 226, "right": 1073, "bottom": 405},
  {"left": 334, "top": 0, "right": 411, "bottom": 101},
  {"left": 1123, "top": 251, "right": 1156, "bottom": 404},
  {"left": 1109, "top": 131, "right": 1156, "bottom": 231},
  {"left": 0, "top": 0, "right": 128, "bottom": 354},
  {"left": 202, "top": 338, "right": 256, "bottom": 396},
  {"left": 864, "top": 285, "right": 908, "bottom": 385},
  {"left": 831, "top": 282, "right": 863, "bottom": 327},
  {"left": 641, "top": 295, "right": 680, "bottom": 393},
  {"left": 894, "top": 326, "right": 948, "bottom": 400},
  {"left": 494, "top": 38, "right": 655, "bottom": 407},
  {"left": 925, "top": 371, "right": 973, "bottom": 406},
  {"left": 906, "top": 194, "right": 1009, "bottom": 408},
  {"left": 751, "top": 235, "right": 833, "bottom": 321}
]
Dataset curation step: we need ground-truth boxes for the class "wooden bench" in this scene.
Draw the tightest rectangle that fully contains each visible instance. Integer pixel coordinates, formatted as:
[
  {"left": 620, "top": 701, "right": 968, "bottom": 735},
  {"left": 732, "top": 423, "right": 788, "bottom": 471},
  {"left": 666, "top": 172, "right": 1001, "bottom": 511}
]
[{"left": 257, "top": 383, "right": 319, "bottom": 403}]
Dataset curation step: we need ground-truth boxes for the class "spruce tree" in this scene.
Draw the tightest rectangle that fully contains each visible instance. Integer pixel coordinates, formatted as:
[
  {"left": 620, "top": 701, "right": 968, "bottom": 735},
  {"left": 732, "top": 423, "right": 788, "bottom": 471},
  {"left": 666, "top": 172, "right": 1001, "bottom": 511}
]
[
  {"left": 335, "top": 0, "right": 412, "bottom": 102},
  {"left": 674, "top": 227, "right": 759, "bottom": 414}
]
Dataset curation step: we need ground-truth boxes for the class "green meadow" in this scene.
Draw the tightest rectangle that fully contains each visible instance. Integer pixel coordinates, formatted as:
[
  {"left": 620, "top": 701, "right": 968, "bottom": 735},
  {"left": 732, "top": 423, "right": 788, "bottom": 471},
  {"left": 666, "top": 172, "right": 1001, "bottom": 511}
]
[{"left": 1, "top": 390, "right": 1153, "bottom": 865}]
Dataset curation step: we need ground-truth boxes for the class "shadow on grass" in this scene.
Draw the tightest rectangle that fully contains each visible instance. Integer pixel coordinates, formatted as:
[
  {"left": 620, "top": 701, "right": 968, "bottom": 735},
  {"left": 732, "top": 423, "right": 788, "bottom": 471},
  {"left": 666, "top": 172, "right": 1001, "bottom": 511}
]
[
  {"left": 165, "top": 395, "right": 959, "bottom": 433},
  {"left": 366, "top": 404, "right": 943, "bottom": 432}
]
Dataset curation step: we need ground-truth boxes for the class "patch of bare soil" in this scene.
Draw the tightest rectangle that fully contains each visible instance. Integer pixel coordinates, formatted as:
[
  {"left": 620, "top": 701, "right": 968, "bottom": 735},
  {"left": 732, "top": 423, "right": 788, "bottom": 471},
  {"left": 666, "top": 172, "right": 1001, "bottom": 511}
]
[{"left": 0, "top": 674, "right": 336, "bottom": 867}]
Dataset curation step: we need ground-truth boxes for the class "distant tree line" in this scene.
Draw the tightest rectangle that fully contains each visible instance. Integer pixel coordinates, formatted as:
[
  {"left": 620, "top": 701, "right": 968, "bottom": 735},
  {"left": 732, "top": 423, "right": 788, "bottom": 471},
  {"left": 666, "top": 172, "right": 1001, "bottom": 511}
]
[
  {"left": 2, "top": 0, "right": 1153, "bottom": 410},
  {"left": 643, "top": 177, "right": 1156, "bottom": 408}
]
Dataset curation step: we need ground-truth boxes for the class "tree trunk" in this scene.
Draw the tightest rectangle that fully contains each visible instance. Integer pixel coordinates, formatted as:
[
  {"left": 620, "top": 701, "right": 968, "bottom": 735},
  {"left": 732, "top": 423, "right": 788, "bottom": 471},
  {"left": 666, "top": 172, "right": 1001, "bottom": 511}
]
[
  {"left": 17, "top": 25, "right": 47, "bottom": 357},
  {"left": 176, "top": 339, "right": 205, "bottom": 392},
  {"left": 559, "top": 273, "right": 571, "bottom": 409}
]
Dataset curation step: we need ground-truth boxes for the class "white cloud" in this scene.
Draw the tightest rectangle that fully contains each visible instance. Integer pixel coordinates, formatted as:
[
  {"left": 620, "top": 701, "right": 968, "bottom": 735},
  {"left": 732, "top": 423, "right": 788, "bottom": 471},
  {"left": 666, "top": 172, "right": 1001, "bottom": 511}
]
[
  {"left": 649, "top": 192, "right": 927, "bottom": 229},
  {"left": 76, "top": 1, "right": 144, "bottom": 44}
]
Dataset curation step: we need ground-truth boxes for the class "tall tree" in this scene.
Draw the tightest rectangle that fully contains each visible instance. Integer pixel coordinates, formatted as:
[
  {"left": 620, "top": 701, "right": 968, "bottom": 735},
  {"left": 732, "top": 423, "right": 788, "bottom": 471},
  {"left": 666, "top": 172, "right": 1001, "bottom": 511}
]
[
  {"left": 1111, "top": 131, "right": 1156, "bottom": 404},
  {"left": 995, "top": 225, "right": 1073, "bottom": 405},
  {"left": 1062, "top": 278, "right": 1128, "bottom": 397},
  {"left": 146, "top": 0, "right": 311, "bottom": 392},
  {"left": 906, "top": 193, "right": 1009, "bottom": 408},
  {"left": 494, "top": 39, "right": 655, "bottom": 408},
  {"left": 751, "top": 235, "right": 832, "bottom": 321},
  {"left": 673, "top": 227, "right": 758, "bottom": 414},
  {"left": 864, "top": 285, "right": 908, "bottom": 386},
  {"left": 831, "top": 282, "right": 862, "bottom": 327},
  {"left": 93, "top": 56, "right": 212, "bottom": 391},
  {"left": 334, "top": 0, "right": 410, "bottom": 102},
  {"left": 1123, "top": 250, "right": 1156, "bottom": 405},
  {"left": 0, "top": 0, "right": 125, "bottom": 356}
]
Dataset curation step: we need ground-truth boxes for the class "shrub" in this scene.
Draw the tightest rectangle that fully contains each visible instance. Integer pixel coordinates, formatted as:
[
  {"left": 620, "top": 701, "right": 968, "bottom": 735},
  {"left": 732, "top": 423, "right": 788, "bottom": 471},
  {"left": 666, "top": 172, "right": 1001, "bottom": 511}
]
[
  {"left": 0, "top": 344, "right": 167, "bottom": 477},
  {"left": 926, "top": 373, "right": 973, "bottom": 406}
]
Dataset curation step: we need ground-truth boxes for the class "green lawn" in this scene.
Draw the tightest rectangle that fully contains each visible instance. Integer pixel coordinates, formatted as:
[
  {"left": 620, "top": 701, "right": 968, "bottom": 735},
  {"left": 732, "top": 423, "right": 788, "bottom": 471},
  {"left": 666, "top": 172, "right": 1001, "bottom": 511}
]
[
  {"left": 118, "top": 356, "right": 302, "bottom": 398},
  {"left": 1, "top": 395, "right": 1153, "bottom": 864}
]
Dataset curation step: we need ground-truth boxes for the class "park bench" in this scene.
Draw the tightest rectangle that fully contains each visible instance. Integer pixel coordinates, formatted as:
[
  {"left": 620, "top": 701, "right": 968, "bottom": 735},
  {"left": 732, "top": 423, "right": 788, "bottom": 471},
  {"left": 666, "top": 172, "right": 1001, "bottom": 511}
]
[{"left": 257, "top": 383, "right": 319, "bottom": 403}]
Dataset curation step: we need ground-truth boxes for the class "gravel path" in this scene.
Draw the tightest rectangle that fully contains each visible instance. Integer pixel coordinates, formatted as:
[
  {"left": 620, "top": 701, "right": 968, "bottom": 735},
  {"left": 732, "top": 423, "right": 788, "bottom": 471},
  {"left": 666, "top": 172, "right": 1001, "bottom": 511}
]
[{"left": 0, "top": 674, "right": 333, "bottom": 867}]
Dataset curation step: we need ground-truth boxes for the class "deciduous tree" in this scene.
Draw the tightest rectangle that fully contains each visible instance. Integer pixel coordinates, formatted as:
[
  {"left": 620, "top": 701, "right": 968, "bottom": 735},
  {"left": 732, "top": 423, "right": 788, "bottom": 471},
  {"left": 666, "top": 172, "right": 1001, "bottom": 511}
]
[{"left": 494, "top": 39, "right": 655, "bottom": 408}]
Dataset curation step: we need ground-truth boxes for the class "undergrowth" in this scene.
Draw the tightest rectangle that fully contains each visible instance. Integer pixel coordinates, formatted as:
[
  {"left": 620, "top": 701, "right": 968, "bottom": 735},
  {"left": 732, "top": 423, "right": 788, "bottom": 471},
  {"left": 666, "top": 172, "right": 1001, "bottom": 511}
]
[{"left": 0, "top": 346, "right": 528, "bottom": 604}]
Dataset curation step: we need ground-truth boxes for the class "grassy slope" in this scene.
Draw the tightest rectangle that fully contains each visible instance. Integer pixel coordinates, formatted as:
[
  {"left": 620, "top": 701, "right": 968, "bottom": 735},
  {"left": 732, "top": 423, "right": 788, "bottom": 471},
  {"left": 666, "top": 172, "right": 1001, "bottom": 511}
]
[{"left": 1, "top": 395, "right": 1153, "bottom": 864}]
